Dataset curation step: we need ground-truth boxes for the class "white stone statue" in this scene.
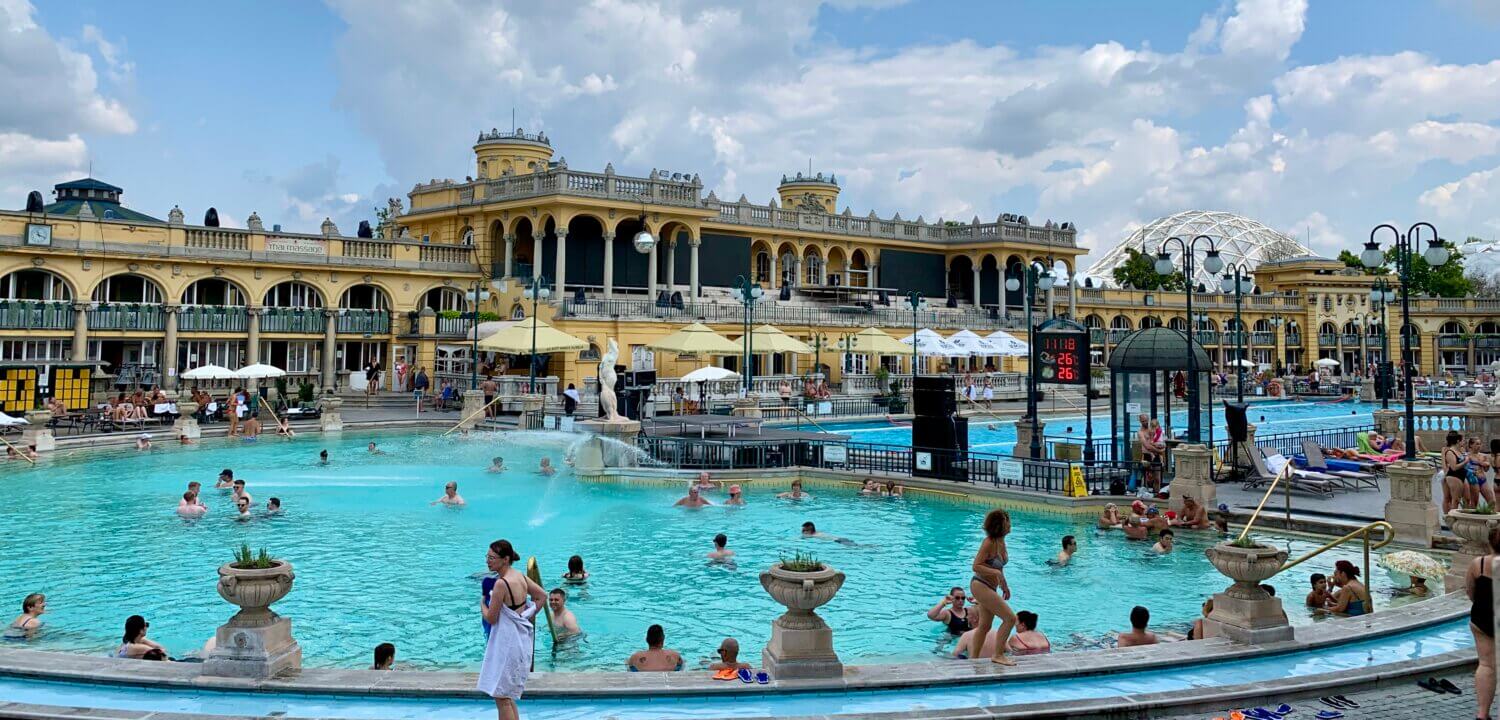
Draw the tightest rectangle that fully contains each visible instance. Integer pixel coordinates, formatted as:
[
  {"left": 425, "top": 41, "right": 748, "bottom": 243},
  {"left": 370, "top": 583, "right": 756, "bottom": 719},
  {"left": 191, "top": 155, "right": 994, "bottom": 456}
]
[
  {"left": 598, "top": 339, "right": 626, "bottom": 422},
  {"left": 1467, "top": 388, "right": 1490, "bottom": 410}
]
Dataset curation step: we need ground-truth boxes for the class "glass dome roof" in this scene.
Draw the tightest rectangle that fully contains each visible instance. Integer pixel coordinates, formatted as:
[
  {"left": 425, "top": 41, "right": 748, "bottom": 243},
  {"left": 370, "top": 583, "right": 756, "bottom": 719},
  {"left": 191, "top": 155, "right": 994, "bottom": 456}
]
[{"left": 1087, "top": 211, "right": 1314, "bottom": 290}]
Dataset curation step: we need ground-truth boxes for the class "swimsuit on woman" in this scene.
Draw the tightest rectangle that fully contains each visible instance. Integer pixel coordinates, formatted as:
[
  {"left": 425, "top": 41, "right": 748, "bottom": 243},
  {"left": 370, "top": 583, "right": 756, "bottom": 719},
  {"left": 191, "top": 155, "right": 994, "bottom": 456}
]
[
  {"left": 971, "top": 554, "right": 1006, "bottom": 591},
  {"left": 1473, "top": 555, "right": 1494, "bottom": 638},
  {"left": 1009, "top": 633, "right": 1051, "bottom": 655},
  {"left": 1446, "top": 448, "right": 1467, "bottom": 485},
  {"left": 1345, "top": 595, "right": 1368, "bottom": 617},
  {"left": 946, "top": 607, "right": 972, "bottom": 635}
]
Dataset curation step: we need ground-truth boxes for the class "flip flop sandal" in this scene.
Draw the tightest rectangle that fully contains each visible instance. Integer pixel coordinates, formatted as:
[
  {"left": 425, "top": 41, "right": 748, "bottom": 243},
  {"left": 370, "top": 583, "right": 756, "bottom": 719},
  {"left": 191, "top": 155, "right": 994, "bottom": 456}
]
[
  {"left": 754, "top": 671, "right": 771, "bottom": 684},
  {"left": 1417, "top": 678, "right": 1446, "bottom": 693},
  {"left": 1332, "top": 695, "right": 1359, "bottom": 708},
  {"left": 1274, "top": 704, "right": 1294, "bottom": 715},
  {"left": 712, "top": 668, "right": 737, "bottom": 681},
  {"left": 1438, "top": 678, "right": 1463, "bottom": 694},
  {"left": 1243, "top": 709, "right": 1281, "bottom": 720},
  {"left": 736, "top": 668, "right": 754, "bottom": 684},
  {"left": 1314, "top": 711, "right": 1343, "bottom": 720},
  {"left": 1318, "top": 698, "right": 1348, "bottom": 710}
]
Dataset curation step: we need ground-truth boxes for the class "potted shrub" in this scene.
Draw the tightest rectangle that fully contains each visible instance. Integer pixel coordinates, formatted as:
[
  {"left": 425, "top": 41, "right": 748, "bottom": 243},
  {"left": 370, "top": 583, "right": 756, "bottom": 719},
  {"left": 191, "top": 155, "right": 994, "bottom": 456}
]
[
  {"left": 217, "top": 544, "right": 295, "bottom": 626},
  {"left": 885, "top": 381, "right": 907, "bottom": 414},
  {"left": 297, "top": 381, "right": 315, "bottom": 404},
  {"left": 1447, "top": 504, "right": 1500, "bottom": 582},
  {"left": 760, "top": 551, "right": 845, "bottom": 621},
  {"left": 1204, "top": 537, "right": 1287, "bottom": 600}
]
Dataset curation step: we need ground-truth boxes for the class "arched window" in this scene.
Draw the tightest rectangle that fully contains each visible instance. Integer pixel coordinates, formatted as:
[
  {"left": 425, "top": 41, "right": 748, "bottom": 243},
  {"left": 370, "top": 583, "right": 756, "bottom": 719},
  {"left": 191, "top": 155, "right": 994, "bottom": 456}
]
[
  {"left": 181, "top": 278, "right": 245, "bottom": 306},
  {"left": 461, "top": 227, "right": 475, "bottom": 246},
  {"left": 1169, "top": 317, "right": 1189, "bottom": 331},
  {"left": 803, "top": 250, "right": 823, "bottom": 286},
  {"left": 1440, "top": 320, "right": 1467, "bottom": 334},
  {"left": 1140, "top": 316, "right": 1162, "bottom": 329},
  {"left": 755, "top": 251, "right": 771, "bottom": 284},
  {"left": 92, "top": 274, "right": 163, "bottom": 304},
  {"left": 0, "top": 269, "right": 72, "bottom": 301},
  {"left": 423, "top": 287, "right": 467, "bottom": 313},
  {"left": 339, "top": 284, "right": 390, "bottom": 311},
  {"left": 1319, "top": 322, "right": 1338, "bottom": 336},
  {"left": 263, "top": 281, "right": 324, "bottom": 308},
  {"left": 1110, "top": 315, "right": 1132, "bottom": 330},
  {"left": 1342, "top": 321, "right": 1360, "bottom": 336},
  {"left": 510, "top": 303, "right": 526, "bottom": 320},
  {"left": 1252, "top": 319, "right": 1271, "bottom": 332},
  {"left": 1084, "top": 314, "right": 1104, "bottom": 329}
]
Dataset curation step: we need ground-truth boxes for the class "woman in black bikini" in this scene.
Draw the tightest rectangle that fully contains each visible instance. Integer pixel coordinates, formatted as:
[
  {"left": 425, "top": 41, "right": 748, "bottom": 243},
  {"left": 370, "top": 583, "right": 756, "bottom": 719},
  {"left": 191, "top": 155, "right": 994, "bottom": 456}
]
[
  {"left": 1443, "top": 431, "right": 1468, "bottom": 514},
  {"left": 926, "top": 587, "right": 972, "bottom": 635},
  {"left": 1465, "top": 526, "right": 1500, "bottom": 720},
  {"left": 967, "top": 508, "right": 1018, "bottom": 665}
]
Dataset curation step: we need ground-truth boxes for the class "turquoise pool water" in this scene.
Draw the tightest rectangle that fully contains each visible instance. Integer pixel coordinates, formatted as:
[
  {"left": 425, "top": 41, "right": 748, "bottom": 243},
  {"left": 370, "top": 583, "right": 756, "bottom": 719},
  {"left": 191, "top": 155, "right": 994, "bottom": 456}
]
[
  {"left": 0, "top": 429, "right": 1412, "bottom": 671},
  {"left": 0, "top": 620, "right": 1471, "bottom": 719},
  {"left": 824, "top": 399, "right": 1383, "bottom": 454}
]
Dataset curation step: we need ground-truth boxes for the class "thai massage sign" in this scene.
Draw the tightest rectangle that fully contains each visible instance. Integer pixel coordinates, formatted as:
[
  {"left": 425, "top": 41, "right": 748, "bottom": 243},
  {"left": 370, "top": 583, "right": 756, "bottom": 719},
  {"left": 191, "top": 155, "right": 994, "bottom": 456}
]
[
  {"left": 1034, "top": 330, "right": 1089, "bottom": 385},
  {"left": 266, "top": 237, "right": 327, "bottom": 255}
]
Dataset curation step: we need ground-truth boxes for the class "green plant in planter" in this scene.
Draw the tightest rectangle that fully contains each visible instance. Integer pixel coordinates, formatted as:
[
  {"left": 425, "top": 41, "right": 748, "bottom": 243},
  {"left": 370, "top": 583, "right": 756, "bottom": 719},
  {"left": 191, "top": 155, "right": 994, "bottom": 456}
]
[
  {"left": 297, "top": 381, "right": 315, "bottom": 404},
  {"left": 873, "top": 367, "right": 889, "bottom": 394},
  {"left": 780, "top": 550, "right": 824, "bottom": 572},
  {"left": 274, "top": 377, "right": 289, "bottom": 399},
  {"left": 1474, "top": 501, "right": 1496, "bottom": 515},
  {"left": 476, "top": 311, "right": 501, "bottom": 322},
  {"left": 1229, "top": 535, "right": 1263, "bottom": 548},
  {"left": 231, "top": 543, "right": 277, "bottom": 569},
  {"left": 438, "top": 309, "right": 462, "bottom": 319}
]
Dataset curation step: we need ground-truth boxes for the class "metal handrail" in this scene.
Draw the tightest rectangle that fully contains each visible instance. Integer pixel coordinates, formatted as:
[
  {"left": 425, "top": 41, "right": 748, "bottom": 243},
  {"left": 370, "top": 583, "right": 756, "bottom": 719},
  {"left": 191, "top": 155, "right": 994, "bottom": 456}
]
[
  {"left": 1235, "top": 461, "right": 1295, "bottom": 544},
  {"left": 1279, "top": 521, "right": 1394, "bottom": 575}
]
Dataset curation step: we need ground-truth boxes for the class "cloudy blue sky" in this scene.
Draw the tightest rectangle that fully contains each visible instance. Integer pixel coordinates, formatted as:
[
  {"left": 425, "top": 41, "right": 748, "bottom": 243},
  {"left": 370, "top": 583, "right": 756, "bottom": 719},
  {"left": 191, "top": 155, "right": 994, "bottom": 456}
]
[{"left": 4, "top": 0, "right": 1500, "bottom": 267}]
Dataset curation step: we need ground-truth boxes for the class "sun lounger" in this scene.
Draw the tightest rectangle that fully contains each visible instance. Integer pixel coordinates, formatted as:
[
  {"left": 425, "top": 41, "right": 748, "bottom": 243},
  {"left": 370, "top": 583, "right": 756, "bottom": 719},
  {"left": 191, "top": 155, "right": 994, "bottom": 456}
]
[
  {"left": 1243, "top": 446, "right": 1336, "bottom": 498},
  {"left": 1301, "top": 439, "right": 1379, "bottom": 491}
]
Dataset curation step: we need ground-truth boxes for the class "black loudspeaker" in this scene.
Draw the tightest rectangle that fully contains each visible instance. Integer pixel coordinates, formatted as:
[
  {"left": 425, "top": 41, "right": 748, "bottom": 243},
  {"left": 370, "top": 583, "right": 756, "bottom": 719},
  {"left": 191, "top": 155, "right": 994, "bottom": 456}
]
[
  {"left": 912, "top": 375, "right": 956, "bottom": 417},
  {"left": 1224, "top": 401, "right": 1249, "bottom": 442}
]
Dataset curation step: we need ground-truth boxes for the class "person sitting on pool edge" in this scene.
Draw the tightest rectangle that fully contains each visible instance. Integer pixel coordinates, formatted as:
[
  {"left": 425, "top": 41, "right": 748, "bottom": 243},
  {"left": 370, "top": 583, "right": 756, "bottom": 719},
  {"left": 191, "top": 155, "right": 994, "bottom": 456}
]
[
  {"left": 801, "top": 521, "right": 855, "bottom": 545},
  {"left": 675, "top": 483, "right": 713, "bottom": 508},
  {"left": 372, "top": 642, "right": 396, "bottom": 670},
  {"left": 627, "top": 624, "right": 683, "bottom": 671},
  {"left": 777, "top": 479, "right": 813, "bottom": 500},
  {"left": 709, "top": 637, "right": 752, "bottom": 671},
  {"left": 548, "top": 589, "right": 582, "bottom": 639},
  {"left": 1116, "top": 606, "right": 1158, "bottom": 647},
  {"left": 926, "top": 587, "right": 972, "bottom": 635},
  {"left": 1051, "top": 536, "right": 1077, "bottom": 566},
  {"left": 432, "top": 482, "right": 466, "bottom": 506}
]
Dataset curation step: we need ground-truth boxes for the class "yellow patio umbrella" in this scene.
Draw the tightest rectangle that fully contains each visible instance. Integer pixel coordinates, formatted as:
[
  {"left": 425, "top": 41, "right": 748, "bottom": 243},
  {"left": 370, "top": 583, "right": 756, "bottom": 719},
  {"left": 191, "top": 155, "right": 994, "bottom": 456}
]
[
  {"left": 747, "top": 324, "right": 814, "bottom": 354},
  {"left": 844, "top": 327, "right": 910, "bottom": 355},
  {"left": 646, "top": 322, "right": 741, "bottom": 354},
  {"left": 476, "top": 316, "right": 588, "bottom": 354}
]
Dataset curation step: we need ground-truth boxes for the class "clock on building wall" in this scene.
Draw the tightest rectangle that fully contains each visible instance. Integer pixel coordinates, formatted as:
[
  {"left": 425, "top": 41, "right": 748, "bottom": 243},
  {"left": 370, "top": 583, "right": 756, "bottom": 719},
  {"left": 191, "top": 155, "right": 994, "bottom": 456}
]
[{"left": 25, "top": 223, "right": 52, "bottom": 247}]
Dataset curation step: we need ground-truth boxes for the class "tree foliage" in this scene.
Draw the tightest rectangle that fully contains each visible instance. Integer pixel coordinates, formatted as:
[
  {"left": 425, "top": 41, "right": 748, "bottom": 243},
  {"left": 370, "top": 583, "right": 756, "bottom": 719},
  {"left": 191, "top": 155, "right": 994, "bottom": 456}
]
[
  {"left": 1390, "top": 245, "right": 1470, "bottom": 298},
  {"left": 1111, "top": 248, "right": 1186, "bottom": 291}
]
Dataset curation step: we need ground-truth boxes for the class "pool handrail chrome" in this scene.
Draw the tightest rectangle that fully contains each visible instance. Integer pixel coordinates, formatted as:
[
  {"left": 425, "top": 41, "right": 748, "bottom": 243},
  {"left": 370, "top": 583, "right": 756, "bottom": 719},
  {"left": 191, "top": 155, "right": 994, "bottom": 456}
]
[
  {"left": 1275, "top": 520, "right": 1394, "bottom": 613},
  {"left": 442, "top": 396, "right": 505, "bottom": 436}
]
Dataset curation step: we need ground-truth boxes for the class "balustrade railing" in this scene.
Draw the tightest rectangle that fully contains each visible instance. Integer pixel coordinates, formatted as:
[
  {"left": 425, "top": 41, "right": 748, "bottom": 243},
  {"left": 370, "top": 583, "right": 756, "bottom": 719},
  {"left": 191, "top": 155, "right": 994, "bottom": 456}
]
[
  {"left": 89, "top": 304, "right": 165, "bottom": 331},
  {"left": 0, "top": 300, "right": 73, "bottom": 330},
  {"left": 185, "top": 228, "right": 249, "bottom": 251},
  {"left": 436, "top": 315, "right": 471, "bottom": 336},
  {"left": 558, "top": 297, "right": 1025, "bottom": 332},
  {"left": 177, "top": 306, "right": 248, "bottom": 332},
  {"left": 1318, "top": 334, "right": 1338, "bottom": 347},
  {"left": 343, "top": 240, "right": 393, "bottom": 260},
  {"left": 260, "top": 308, "right": 325, "bottom": 334},
  {"left": 420, "top": 244, "right": 472, "bottom": 265},
  {"left": 1438, "top": 335, "right": 1469, "bottom": 349},
  {"left": 337, "top": 309, "right": 391, "bottom": 334}
]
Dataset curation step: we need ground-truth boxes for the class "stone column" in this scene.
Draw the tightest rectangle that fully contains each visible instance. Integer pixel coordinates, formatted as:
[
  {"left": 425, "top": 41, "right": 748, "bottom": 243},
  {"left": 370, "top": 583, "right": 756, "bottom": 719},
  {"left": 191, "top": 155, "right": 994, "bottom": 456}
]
[
  {"left": 1046, "top": 286, "right": 1056, "bottom": 317},
  {"left": 1384, "top": 461, "right": 1439, "bottom": 546},
  {"left": 648, "top": 242, "right": 659, "bottom": 301},
  {"left": 318, "top": 394, "right": 343, "bottom": 432},
  {"left": 245, "top": 307, "right": 262, "bottom": 391},
  {"left": 1373, "top": 409, "right": 1401, "bottom": 436},
  {"left": 532, "top": 233, "right": 543, "bottom": 282},
  {"left": 1012, "top": 417, "right": 1046, "bottom": 458},
  {"left": 321, "top": 310, "right": 338, "bottom": 390},
  {"left": 602, "top": 232, "right": 616, "bottom": 299},
  {"left": 1069, "top": 280, "right": 1078, "bottom": 319},
  {"left": 768, "top": 254, "right": 777, "bottom": 288},
  {"left": 503, "top": 234, "right": 515, "bottom": 278},
  {"left": 21, "top": 409, "right": 54, "bottom": 453},
  {"left": 71, "top": 302, "right": 90, "bottom": 361},
  {"left": 1169, "top": 443, "right": 1216, "bottom": 512},
  {"left": 163, "top": 305, "right": 181, "bottom": 390},
  {"left": 971, "top": 264, "right": 982, "bottom": 307},
  {"left": 554, "top": 228, "right": 568, "bottom": 296},
  {"left": 460, "top": 389, "right": 486, "bottom": 430},
  {"left": 689, "top": 235, "right": 701, "bottom": 299},
  {"left": 666, "top": 238, "right": 677, "bottom": 292}
]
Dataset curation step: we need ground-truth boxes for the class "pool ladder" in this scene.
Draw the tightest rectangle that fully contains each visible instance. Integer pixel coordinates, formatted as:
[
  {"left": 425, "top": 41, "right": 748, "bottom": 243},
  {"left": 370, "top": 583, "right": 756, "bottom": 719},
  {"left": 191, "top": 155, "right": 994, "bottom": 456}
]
[{"left": 1237, "top": 462, "right": 1394, "bottom": 610}]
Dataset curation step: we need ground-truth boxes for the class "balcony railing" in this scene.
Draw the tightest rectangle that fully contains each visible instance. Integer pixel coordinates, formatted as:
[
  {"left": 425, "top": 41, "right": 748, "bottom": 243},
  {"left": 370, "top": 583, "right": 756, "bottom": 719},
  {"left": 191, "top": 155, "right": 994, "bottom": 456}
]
[
  {"left": 1249, "top": 332, "right": 1273, "bottom": 346},
  {"left": 1438, "top": 335, "right": 1469, "bottom": 349},
  {"left": 436, "top": 315, "right": 472, "bottom": 337},
  {"left": 1478, "top": 336, "right": 1500, "bottom": 349},
  {"left": 0, "top": 300, "right": 73, "bottom": 330},
  {"left": 338, "top": 309, "right": 391, "bottom": 334},
  {"left": 260, "top": 308, "right": 326, "bottom": 334},
  {"left": 177, "top": 306, "right": 248, "bottom": 332},
  {"left": 1089, "top": 328, "right": 1104, "bottom": 344},
  {"left": 1340, "top": 333, "right": 1362, "bottom": 346},
  {"left": 1195, "top": 331, "right": 1218, "bottom": 346},
  {"left": 1107, "top": 329, "right": 1130, "bottom": 343},
  {"left": 90, "top": 304, "right": 165, "bottom": 331},
  {"left": 1286, "top": 333, "right": 1301, "bottom": 347},
  {"left": 1318, "top": 334, "right": 1338, "bottom": 347},
  {"left": 558, "top": 298, "right": 1026, "bottom": 332}
]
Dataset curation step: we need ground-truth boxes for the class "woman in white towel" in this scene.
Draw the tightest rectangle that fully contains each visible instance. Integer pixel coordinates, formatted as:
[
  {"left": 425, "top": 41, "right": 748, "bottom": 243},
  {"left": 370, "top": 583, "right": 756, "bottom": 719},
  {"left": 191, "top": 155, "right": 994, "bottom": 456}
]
[{"left": 478, "top": 539, "right": 547, "bottom": 720}]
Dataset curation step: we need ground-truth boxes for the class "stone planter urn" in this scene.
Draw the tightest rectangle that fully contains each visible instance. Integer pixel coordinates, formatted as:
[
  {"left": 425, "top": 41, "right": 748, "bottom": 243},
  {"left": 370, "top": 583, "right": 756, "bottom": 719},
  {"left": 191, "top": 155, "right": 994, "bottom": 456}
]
[
  {"left": 1203, "top": 541, "right": 1294, "bottom": 644},
  {"left": 203, "top": 559, "right": 301, "bottom": 678},
  {"left": 21, "top": 409, "right": 54, "bottom": 453},
  {"left": 319, "top": 395, "right": 343, "bottom": 432},
  {"left": 1446, "top": 509, "right": 1500, "bottom": 592},
  {"left": 759, "top": 562, "right": 846, "bottom": 678}
]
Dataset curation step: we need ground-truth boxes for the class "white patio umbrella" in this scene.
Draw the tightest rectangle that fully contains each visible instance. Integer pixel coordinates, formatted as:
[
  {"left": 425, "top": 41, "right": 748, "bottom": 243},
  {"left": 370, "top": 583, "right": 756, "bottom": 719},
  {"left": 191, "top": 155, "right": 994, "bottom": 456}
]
[
  {"left": 900, "top": 329, "right": 968, "bottom": 356},
  {"left": 984, "top": 330, "right": 1030, "bottom": 356},
  {"left": 181, "top": 364, "right": 238, "bottom": 380},
  {"left": 0, "top": 412, "right": 28, "bottom": 426},
  {"left": 1231, "top": 359, "right": 1256, "bottom": 368},
  {"left": 235, "top": 363, "right": 286, "bottom": 379},
  {"left": 1314, "top": 358, "right": 1341, "bottom": 368},
  {"left": 948, "top": 329, "right": 1004, "bottom": 355},
  {"left": 680, "top": 366, "right": 740, "bottom": 382}
]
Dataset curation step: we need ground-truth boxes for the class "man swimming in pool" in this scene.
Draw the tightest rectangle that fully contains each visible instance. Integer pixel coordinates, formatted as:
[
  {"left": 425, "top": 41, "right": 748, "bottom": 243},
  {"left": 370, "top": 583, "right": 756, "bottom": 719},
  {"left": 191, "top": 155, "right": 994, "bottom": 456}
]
[
  {"left": 215, "top": 469, "right": 234, "bottom": 489},
  {"left": 432, "top": 482, "right": 465, "bottom": 506},
  {"left": 265, "top": 497, "right": 282, "bottom": 515},
  {"left": 231, "top": 479, "right": 253, "bottom": 506},
  {"left": 674, "top": 484, "right": 713, "bottom": 508},
  {"left": 548, "top": 588, "right": 581, "bottom": 639},
  {"left": 318, "top": 450, "right": 329, "bottom": 465},
  {"left": 802, "top": 521, "right": 855, "bottom": 545},
  {"left": 234, "top": 496, "right": 252, "bottom": 521},
  {"left": 177, "top": 491, "right": 207, "bottom": 518},
  {"left": 1052, "top": 535, "right": 1076, "bottom": 566},
  {"left": 707, "top": 533, "right": 735, "bottom": 564},
  {"left": 1153, "top": 529, "right": 1175, "bottom": 554},
  {"left": 367, "top": 442, "right": 384, "bottom": 455},
  {"left": 487, "top": 457, "right": 507, "bottom": 473}
]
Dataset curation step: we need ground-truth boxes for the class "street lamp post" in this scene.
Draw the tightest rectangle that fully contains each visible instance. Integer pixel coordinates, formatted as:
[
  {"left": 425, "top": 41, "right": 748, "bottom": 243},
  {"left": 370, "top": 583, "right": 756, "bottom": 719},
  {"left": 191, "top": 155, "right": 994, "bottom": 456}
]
[
  {"left": 1369, "top": 278, "right": 1395, "bottom": 409},
  {"left": 1155, "top": 235, "right": 1223, "bottom": 443},
  {"left": 1006, "top": 259, "right": 1055, "bottom": 459},
  {"left": 1362, "top": 223, "right": 1449, "bottom": 460},
  {"left": 905, "top": 291, "right": 926, "bottom": 380},
  {"left": 522, "top": 276, "right": 551, "bottom": 392},
  {"left": 732, "top": 275, "right": 765, "bottom": 396},
  {"left": 1220, "top": 263, "right": 1253, "bottom": 403},
  {"left": 466, "top": 282, "right": 492, "bottom": 391}
]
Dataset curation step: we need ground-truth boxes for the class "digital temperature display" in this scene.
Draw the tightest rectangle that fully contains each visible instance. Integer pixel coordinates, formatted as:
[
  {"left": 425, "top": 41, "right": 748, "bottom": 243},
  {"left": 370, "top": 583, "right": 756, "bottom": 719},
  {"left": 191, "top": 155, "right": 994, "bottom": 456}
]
[{"left": 1033, "top": 331, "right": 1090, "bottom": 385}]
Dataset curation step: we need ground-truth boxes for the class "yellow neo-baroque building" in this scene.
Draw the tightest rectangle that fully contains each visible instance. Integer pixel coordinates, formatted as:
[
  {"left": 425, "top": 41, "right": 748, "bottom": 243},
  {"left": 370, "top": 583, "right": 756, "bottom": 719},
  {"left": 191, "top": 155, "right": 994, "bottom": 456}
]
[{"left": 1, "top": 128, "right": 1496, "bottom": 410}]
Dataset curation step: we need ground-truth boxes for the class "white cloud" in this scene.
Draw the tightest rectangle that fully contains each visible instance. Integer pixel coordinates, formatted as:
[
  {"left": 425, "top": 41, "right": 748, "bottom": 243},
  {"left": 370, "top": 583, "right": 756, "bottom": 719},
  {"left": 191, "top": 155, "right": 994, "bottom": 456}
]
[
  {"left": 1420, "top": 165, "right": 1500, "bottom": 234},
  {"left": 1284, "top": 211, "right": 1346, "bottom": 258}
]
